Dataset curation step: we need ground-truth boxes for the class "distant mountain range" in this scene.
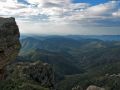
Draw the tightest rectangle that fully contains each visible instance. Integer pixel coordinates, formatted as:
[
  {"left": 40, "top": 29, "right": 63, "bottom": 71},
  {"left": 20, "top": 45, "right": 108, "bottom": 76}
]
[
  {"left": 18, "top": 35, "right": 120, "bottom": 90},
  {"left": 20, "top": 35, "right": 120, "bottom": 41}
]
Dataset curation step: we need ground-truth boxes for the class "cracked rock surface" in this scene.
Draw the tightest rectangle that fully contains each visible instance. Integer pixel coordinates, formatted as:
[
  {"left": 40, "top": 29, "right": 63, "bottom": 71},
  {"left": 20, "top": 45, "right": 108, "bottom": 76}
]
[{"left": 0, "top": 17, "right": 21, "bottom": 79}]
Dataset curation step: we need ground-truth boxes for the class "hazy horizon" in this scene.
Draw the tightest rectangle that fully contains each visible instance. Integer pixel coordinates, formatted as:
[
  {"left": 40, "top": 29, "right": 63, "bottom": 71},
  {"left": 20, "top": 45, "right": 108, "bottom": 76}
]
[{"left": 20, "top": 33, "right": 120, "bottom": 36}]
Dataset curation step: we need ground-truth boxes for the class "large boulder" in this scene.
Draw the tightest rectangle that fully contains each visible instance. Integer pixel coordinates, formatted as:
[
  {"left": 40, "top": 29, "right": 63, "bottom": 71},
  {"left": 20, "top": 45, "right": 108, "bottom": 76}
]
[
  {"left": 86, "top": 85, "right": 105, "bottom": 90},
  {"left": 0, "top": 17, "right": 21, "bottom": 79}
]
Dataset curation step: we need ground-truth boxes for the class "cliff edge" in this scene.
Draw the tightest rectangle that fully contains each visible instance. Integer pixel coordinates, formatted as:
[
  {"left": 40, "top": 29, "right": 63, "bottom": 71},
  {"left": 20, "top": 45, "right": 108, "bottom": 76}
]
[
  {"left": 0, "top": 17, "right": 21, "bottom": 79},
  {"left": 0, "top": 17, "right": 55, "bottom": 90}
]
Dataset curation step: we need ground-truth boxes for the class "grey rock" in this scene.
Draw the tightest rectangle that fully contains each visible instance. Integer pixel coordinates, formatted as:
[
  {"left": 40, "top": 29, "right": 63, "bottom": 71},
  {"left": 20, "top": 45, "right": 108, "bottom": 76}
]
[
  {"left": 87, "top": 85, "right": 105, "bottom": 90},
  {"left": 0, "top": 17, "right": 21, "bottom": 79},
  {"left": 24, "top": 61, "right": 55, "bottom": 89},
  {"left": 72, "top": 85, "right": 83, "bottom": 90}
]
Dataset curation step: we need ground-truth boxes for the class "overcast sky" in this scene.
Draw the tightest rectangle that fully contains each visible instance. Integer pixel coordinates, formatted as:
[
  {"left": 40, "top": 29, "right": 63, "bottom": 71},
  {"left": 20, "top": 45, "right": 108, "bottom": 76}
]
[{"left": 0, "top": 0, "right": 120, "bottom": 35}]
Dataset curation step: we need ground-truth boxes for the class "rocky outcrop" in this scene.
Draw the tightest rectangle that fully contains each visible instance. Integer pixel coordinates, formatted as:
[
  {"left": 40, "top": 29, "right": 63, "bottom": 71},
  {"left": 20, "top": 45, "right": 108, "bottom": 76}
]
[
  {"left": 86, "top": 85, "right": 105, "bottom": 90},
  {"left": 24, "top": 61, "right": 55, "bottom": 89},
  {"left": 72, "top": 85, "right": 105, "bottom": 90},
  {"left": 5, "top": 61, "right": 55, "bottom": 90},
  {"left": 0, "top": 17, "right": 21, "bottom": 79},
  {"left": 0, "top": 17, "right": 55, "bottom": 90},
  {"left": 72, "top": 85, "right": 83, "bottom": 90}
]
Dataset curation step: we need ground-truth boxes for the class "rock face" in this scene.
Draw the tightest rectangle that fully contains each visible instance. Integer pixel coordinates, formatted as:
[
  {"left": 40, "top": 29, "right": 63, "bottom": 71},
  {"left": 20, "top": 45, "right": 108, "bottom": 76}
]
[
  {"left": 86, "top": 85, "right": 105, "bottom": 90},
  {"left": 0, "top": 17, "right": 21, "bottom": 79},
  {"left": 24, "top": 61, "right": 55, "bottom": 89}
]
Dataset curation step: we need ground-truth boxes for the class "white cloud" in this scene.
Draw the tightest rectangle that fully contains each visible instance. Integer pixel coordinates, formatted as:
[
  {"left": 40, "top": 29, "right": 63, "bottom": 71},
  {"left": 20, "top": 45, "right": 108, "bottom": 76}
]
[
  {"left": 0, "top": 0, "right": 120, "bottom": 34},
  {"left": 0, "top": 0, "right": 28, "bottom": 17},
  {"left": 113, "top": 9, "right": 120, "bottom": 17},
  {"left": 68, "top": 1, "right": 118, "bottom": 18},
  {"left": 0, "top": 0, "right": 120, "bottom": 27},
  {"left": 60, "top": 1, "right": 120, "bottom": 26},
  {"left": 26, "top": 0, "right": 70, "bottom": 4}
]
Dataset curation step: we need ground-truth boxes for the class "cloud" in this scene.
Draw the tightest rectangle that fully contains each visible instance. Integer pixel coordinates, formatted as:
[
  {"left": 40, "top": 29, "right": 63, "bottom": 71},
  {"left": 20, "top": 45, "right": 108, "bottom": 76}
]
[
  {"left": 0, "top": 0, "right": 117, "bottom": 35},
  {"left": 0, "top": 0, "right": 27, "bottom": 17},
  {"left": 25, "top": 0, "right": 44, "bottom": 4},
  {"left": 86, "top": 1, "right": 117, "bottom": 16},
  {"left": 26, "top": 0, "right": 70, "bottom": 4},
  {"left": 113, "top": 9, "right": 120, "bottom": 17},
  {"left": 0, "top": 0, "right": 120, "bottom": 27},
  {"left": 18, "top": 21, "right": 120, "bottom": 35},
  {"left": 63, "top": 1, "right": 120, "bottom": 26}
]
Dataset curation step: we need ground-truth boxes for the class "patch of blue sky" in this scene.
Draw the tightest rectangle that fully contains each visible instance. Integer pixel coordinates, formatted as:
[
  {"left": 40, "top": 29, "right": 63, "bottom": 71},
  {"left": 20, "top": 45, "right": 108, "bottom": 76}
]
[{"left": 72, "top": 0, "right": 109, "bottom": 5}]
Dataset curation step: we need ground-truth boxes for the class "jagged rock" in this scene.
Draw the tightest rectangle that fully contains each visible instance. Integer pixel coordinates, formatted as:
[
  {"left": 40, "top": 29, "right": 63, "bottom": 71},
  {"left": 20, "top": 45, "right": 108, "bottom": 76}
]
[
  {"left": 24, "top": 61, "right": 55, "bottom": 89},
  {"left": 0, "top": 17, "right": 21, "bottom": 79},
  {"left": 86, "top": 85, "right": 105, "bottom": 90},
  {"left": 5, "top": 61, "right": 55, "bottom": 90},
  {"left": 72, "top": 85, "right": 83, "bottom": 90}
]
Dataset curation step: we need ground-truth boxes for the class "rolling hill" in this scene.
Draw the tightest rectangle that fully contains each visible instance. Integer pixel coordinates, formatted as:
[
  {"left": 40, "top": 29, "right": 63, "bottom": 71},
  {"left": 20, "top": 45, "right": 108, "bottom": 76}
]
[{"left": 19, "top": 35, "right": 120, "bottom": 90}]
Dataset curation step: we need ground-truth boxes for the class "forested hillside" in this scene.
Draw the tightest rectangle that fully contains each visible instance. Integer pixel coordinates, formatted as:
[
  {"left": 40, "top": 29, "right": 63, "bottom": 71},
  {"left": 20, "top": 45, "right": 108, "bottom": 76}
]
[{"left": 18, "top": 35, "right": 120, "bottom": 90}]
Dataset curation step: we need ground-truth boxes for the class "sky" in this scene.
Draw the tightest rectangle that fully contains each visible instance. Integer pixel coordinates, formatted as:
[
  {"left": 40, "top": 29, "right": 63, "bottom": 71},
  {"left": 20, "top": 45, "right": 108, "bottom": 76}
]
[{"left": 0, "top": 0, "right": 120, "bottom": 35}]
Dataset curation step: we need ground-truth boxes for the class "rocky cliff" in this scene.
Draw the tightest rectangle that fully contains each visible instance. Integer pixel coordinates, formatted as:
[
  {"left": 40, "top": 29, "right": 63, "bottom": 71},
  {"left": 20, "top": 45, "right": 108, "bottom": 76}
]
[
  {"left": 0, "top": 17, "right": 55, "bottom": 90},
  {"left": 4, "top": 61, "right": 55, "bottom": 90},
  {"left": 0, "top": 17, "right": 21, "bottom": 79}
]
